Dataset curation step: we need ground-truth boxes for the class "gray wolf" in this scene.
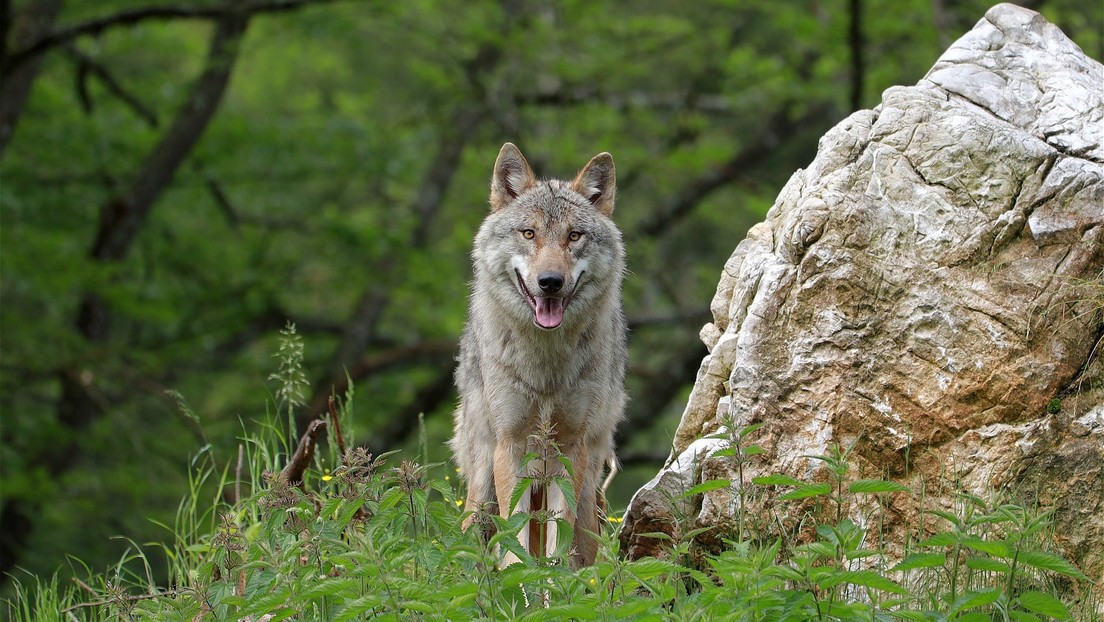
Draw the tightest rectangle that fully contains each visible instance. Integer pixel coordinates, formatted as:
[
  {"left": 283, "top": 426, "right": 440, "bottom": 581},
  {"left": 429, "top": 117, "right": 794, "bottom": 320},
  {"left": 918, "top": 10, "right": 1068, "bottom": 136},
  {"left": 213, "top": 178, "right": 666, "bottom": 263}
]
[{"left": 450, "top": 143, "right": 627, "bottom": 568}]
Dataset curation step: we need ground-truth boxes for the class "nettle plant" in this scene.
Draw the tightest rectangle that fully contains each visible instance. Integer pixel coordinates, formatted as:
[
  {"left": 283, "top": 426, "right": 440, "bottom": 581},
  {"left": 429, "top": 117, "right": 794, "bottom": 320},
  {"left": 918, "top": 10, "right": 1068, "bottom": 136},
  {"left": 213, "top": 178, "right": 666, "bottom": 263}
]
[{"left": 3, "top": 329, "right": 1094, "bottom": 621}]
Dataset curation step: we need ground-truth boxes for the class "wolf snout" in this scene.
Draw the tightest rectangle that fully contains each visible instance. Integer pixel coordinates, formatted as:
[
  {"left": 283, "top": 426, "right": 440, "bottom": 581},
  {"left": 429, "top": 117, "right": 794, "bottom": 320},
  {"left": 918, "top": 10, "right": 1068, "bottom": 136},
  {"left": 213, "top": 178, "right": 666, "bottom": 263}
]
[{"left": 537, "top": 271, "right": 565, "bottom": 294}]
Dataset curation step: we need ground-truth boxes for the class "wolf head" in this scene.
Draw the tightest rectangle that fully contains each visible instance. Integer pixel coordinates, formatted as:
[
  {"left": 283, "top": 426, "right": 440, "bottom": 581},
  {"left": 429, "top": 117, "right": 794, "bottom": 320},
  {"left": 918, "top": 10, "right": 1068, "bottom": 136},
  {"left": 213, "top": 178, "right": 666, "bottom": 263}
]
[{"left": 472, "top": 143, "right": 624, "bottom": 331}]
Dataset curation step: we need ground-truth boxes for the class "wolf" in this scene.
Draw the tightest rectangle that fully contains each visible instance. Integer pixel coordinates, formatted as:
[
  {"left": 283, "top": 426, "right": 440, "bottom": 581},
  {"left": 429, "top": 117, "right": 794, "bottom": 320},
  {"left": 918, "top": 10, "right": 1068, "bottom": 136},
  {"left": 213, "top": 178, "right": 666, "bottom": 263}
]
[{"left": 450, "top": 142, "right": 627, "bottom": 568}]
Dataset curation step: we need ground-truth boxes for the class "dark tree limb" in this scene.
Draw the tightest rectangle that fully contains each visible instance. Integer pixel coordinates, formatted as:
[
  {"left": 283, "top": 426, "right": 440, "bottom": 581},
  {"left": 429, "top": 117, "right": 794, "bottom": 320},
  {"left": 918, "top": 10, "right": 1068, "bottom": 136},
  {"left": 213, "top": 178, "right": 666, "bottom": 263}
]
[
  {"left": 633, "top": 105, "right": 830, "bottom": 238},
  {"left": 282, "top": 419, "right": 327, "bottom": 486},
  {"left": 328, "top": 396, "right": 348, "bottom": 457},
  {"left": 202, "top": 174, "right": 240, "bottom": 229},
  {"left": 305, "top": 340, "right": 458, "bottom": 421},
  {"left": 3, "top": 0, "right": 342, "bottom": 73},
  {"left": 67, "top": 45, "right": 160, "bottom": 127},
  {"left": 410, "top": 107, "right": 483, "bottom": 246},
  {"left": 634, "top": 112, "right": 784, "bottom": 238},
  {"left": 0, "top": 0, "right": 12, "bottom": 51},
  {"left": 626, "top": 308, "right": 711, "bottom": 331},
  {"left": 848, "top": 0, "right": 865, "bottom": 111},
  {"left": 615, "top": 338, "right": 708, "bottom": 451},
  {"left": 211, "top": 306, "right": 343, "bottom": 363},
  {"left": 364, "top": 368, "right": 457, "bottom": 452},
  {"left": 88, "top": 11, "right": 248, "bottom": 264},
  {"left": 0, "top": 0, "right": 62, "bottom": 154},
  {"left": 301, "top": 105, "right": 483, "bottom": 433},
  {"left": 617, "top": 450, "right": 672, "bottom": 469},
  {"left": 1, "top": 4, "right": 254, "bottom": 584}
]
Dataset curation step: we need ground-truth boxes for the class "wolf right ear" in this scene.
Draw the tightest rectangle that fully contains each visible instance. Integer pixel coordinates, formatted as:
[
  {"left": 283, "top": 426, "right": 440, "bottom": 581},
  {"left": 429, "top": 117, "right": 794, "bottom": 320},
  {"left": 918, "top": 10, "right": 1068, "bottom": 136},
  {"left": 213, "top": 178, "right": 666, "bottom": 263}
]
[
  {"left": 572, "top": 152, "right": 616, "bottom": 216},
  {"left": 490, "top": 143, "right": 537, "bottom": 211}
]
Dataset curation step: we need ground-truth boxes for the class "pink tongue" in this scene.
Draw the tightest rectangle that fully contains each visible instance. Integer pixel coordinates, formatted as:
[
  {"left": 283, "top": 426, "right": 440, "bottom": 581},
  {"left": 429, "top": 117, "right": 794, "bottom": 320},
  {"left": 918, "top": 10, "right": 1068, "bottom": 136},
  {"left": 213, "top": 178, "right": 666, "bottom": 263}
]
[{"left": 534, "top": 297, "right": 565, "bottom": 328}]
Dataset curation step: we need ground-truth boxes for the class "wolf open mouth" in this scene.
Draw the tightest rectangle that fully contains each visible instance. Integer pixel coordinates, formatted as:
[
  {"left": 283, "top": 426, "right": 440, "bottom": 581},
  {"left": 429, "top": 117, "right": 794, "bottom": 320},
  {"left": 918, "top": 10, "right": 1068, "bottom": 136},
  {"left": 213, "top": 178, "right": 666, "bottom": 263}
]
[{"left": 515, "top": 269, "right": 580, "bottom": 330}]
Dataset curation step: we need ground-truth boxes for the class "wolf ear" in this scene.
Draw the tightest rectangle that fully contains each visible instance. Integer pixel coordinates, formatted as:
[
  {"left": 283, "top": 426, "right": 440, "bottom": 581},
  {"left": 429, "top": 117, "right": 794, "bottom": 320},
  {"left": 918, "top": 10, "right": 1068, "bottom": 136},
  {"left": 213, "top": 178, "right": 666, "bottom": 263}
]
[
  {"left": 572, "top": 152, "right": 616, "bottom": 216},
  {"left": 490, "top": 143, "right": 536, "bottom": 211}
]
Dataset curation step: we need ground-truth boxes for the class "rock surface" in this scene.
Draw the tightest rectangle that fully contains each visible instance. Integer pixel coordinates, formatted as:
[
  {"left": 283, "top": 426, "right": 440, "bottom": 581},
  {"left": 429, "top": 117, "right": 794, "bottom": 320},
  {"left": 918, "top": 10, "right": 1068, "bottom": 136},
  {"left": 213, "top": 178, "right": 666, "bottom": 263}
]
[{"left": 619, "top": 3, "right": 1104, "bottom": 588}]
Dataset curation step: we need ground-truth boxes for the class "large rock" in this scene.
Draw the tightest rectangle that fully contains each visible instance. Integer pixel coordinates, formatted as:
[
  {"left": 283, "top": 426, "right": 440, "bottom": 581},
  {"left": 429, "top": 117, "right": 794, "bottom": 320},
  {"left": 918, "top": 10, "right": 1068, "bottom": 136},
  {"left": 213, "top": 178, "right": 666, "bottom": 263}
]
[{"left": 619, "top": 3, "right": 1104, "bottom": 588}]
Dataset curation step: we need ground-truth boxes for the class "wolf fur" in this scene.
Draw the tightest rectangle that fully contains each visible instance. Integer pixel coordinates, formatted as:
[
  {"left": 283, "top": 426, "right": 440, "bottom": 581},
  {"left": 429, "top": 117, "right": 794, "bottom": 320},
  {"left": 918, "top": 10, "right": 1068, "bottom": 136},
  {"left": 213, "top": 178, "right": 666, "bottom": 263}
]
[{"left": 450, "top": 143, "right": 627, "bottom": 568}]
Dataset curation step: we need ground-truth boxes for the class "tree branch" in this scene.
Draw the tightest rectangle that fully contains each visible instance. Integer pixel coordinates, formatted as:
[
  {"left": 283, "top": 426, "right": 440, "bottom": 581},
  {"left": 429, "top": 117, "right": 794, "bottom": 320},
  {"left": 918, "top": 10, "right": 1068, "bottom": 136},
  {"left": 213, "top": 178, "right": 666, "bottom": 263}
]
[
  {"left": 626, "top": 308, "right": 711, "bottom": 331},
  {"left": 848, "top": 0, "right": 865, "bottom": 111},
  {"left": 66, "top": 45, "right": 160, "bottom": 127},
  {"left": 281, "top": 419, "right": 326, "bottom": 486},
  {"left": 3, "top": 0, "right": 341, "bottom": 72},
  {"left": 301, "top": 104, "right": 484, "bottom": 432},
  {"left": 305, "top": 340, "right": 458, "bottom": 420},
  {"left": 615, "top": 338, "right": 707, "bottom": 451},
  {"left": 5, "top": 4, "right": 254, "bottom": 583},
  {"left": 89, "top": 11, "right": 249, "bottom": 263},
  {"left": 0, "top": 0, "right": 62, "bottom": 154},
  {"left": 365, "top": 368, "right": 457, "bottom": 451},
  {"left": 633, "top": 104, "right": 831, "bottom": 238}
]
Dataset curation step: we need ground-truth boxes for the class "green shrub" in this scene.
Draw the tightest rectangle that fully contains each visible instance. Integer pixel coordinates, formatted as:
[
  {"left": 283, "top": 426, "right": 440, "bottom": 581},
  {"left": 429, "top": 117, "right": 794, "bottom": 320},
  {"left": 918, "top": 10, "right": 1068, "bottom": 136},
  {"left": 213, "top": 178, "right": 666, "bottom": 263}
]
[{"left": 5, "top": 329, "right": 1094, "bottom": 621}]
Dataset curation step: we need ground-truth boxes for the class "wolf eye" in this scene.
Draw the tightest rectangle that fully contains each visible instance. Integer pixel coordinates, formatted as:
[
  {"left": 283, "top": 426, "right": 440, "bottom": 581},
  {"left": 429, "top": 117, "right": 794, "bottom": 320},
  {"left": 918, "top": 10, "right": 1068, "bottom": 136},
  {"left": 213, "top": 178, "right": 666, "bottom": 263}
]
[
  {"left": 568, "top": 231, "right": 583, "bottom": 242},
  {"left": 520, "top": 229, "right": 535, "bottom": 239}
]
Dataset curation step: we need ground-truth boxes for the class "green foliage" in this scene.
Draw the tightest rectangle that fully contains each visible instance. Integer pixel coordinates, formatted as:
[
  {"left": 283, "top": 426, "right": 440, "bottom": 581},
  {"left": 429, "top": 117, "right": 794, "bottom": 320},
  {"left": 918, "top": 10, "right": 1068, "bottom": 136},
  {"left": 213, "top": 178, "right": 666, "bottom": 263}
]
[
  {"left": 2, "top": 0, "right": 1102, "bottom": 600},
  {"left": 5, "top": 345, "right": 1094, "bottom": 620}
]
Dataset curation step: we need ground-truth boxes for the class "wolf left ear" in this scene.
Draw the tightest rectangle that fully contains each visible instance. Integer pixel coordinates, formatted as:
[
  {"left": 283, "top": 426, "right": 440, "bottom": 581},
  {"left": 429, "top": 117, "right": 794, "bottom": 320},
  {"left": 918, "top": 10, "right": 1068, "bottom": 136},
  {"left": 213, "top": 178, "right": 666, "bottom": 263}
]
[
  {"left": 572, "top": 152, "right": 616, "bottom": 216},
  {"left": 490, "top": 143, "right": 537, "bottom": 211}
]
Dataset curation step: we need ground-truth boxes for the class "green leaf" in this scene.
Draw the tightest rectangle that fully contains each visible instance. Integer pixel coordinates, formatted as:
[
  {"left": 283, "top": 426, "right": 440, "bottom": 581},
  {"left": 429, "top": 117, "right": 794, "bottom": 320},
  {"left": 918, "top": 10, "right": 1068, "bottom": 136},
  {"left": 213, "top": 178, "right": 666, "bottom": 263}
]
[
  {"left": 891, "top": 552, "right": 946, "bottom": 571},
  {"left": 752, "top": 474, "right": 803, "bottom": 487},
  {"left": 1008, "top": 611, "right": 1043, "bottom": 622},
  {"left": 678, "top": 478, "right": 731, "bottom": 499},
  {"left": 551, "top": 475, "right": 578, "bottom": 513},
  {"left": 916, "top": 532, "right": 958, "bottom": 547},
  {"left": 556, "top": 455, "right": 575, "bottom": 478},
  {"left": 887, "top": 610, "right": 937, "bottom": 621},
  {"left": 778, "top": 483, "right": 832, "bottom": 500},
  {"left": 962, "top": 535, "right": 1011, "bottom": 558},
  {"left": 298, "top": 577, "right": 360, "bottom": 599},
  {"left": 611, "top": 598, "right": 663, "bottom": 618},
  {"left": 625, "top": 557, "right": 686, "bottom": 581},
  {"left": 765, "top": 565, "right": 805, "bottom": 582},
  {"left": 1016, "top": 591, "right": 1071, "bottom": 620},
  {"left": 925, "top": 509, "right": 963, "bottom": 524},
  {"left": 739, "top": 423, "right": 766, "bottom": 437},
  {"left": 1016, "top": 550, "right": 1090, "bottom": 581},
  {"left": 947, "top": 588, "right": 1001, "bottom": 616},
  {"left": 545, "top": 602, "right": 602, "bottom": 619},
  {"left": 819, "top": 570, "right": 908, "bottom": 594},
  {"left": 378, "top": 487, "right": 405, "bottom": 511},
  {"left": 848, "top": 478, "right": 909, "bottom": 494},
  {"left": 965, "top": 557, "right": 1011, "bottom": 574},
  {"left": 682, "top": 525, "right": 715, "bottom": 540},
  {"left": 509, "top": 477, "right": 535, "bottom": 513}
]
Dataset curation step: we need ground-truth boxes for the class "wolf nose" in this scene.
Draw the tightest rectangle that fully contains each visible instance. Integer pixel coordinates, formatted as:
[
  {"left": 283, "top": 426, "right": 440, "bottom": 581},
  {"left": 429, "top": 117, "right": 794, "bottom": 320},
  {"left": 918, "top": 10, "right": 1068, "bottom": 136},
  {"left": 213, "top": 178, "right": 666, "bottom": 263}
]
[{"left": 537, "top": 272, "right": 564, "bottom": 294}]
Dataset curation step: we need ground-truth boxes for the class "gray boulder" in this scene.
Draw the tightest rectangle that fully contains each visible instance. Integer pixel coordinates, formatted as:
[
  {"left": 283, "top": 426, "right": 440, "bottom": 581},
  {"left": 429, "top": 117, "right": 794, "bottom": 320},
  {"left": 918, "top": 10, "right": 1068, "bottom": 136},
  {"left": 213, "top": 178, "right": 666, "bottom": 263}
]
[{"left": 619, "top": 3, "right": 1104, "bottom": 588}]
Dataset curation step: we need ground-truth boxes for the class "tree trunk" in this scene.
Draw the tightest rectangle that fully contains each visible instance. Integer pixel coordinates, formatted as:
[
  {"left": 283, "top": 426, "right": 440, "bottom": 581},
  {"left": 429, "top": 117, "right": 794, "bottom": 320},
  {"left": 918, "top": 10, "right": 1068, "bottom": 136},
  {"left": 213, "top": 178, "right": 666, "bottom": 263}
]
[
  {"left": 0, "top": 0, "right": 63, "bottom": 155},
  {"left": 0, "top": 8, "right": 251, "bottom": 580}
]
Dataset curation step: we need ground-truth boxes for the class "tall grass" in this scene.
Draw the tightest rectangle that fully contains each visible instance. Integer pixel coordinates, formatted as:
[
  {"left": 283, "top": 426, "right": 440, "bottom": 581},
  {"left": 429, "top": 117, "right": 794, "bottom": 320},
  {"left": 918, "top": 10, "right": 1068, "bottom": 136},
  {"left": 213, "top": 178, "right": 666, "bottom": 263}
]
[{"left": 4, "top": 327, "right": 1096, "bottom": 621}]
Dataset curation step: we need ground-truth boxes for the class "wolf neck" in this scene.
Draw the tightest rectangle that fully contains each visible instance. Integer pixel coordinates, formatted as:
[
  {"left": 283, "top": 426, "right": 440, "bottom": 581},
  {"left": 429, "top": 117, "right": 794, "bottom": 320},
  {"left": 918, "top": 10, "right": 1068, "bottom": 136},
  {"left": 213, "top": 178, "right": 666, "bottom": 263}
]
[{"left": 474, "top": 277, "right": 621, "bottom": 394}]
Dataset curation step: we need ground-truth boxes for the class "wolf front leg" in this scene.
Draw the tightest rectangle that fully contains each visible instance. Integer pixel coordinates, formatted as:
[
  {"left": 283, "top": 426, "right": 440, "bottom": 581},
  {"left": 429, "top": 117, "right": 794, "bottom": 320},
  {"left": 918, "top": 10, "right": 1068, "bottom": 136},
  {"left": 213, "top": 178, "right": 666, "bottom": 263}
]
[
  {"left": 454, "top": 405, "right": 497, "bottom": 533},
  {"left": 560, "top": 439, "right": 605, "bottom": 569},
  {"left": 571, "top": 451, "right": 604, "bottom": 568},
  {"left": 493, "top": 437, "right": 527, "bottom": 567},
  {"left": 460, "top": 461, "right": 495, "bottom": 533}
]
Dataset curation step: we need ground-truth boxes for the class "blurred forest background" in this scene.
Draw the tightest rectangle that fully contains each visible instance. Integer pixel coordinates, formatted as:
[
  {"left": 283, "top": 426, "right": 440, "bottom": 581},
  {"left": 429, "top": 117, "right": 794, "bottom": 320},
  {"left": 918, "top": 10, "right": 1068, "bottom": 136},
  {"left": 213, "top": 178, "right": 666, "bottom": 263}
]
[{"left": 1, "top": 0, "right": 1100, "bottom": 592}]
